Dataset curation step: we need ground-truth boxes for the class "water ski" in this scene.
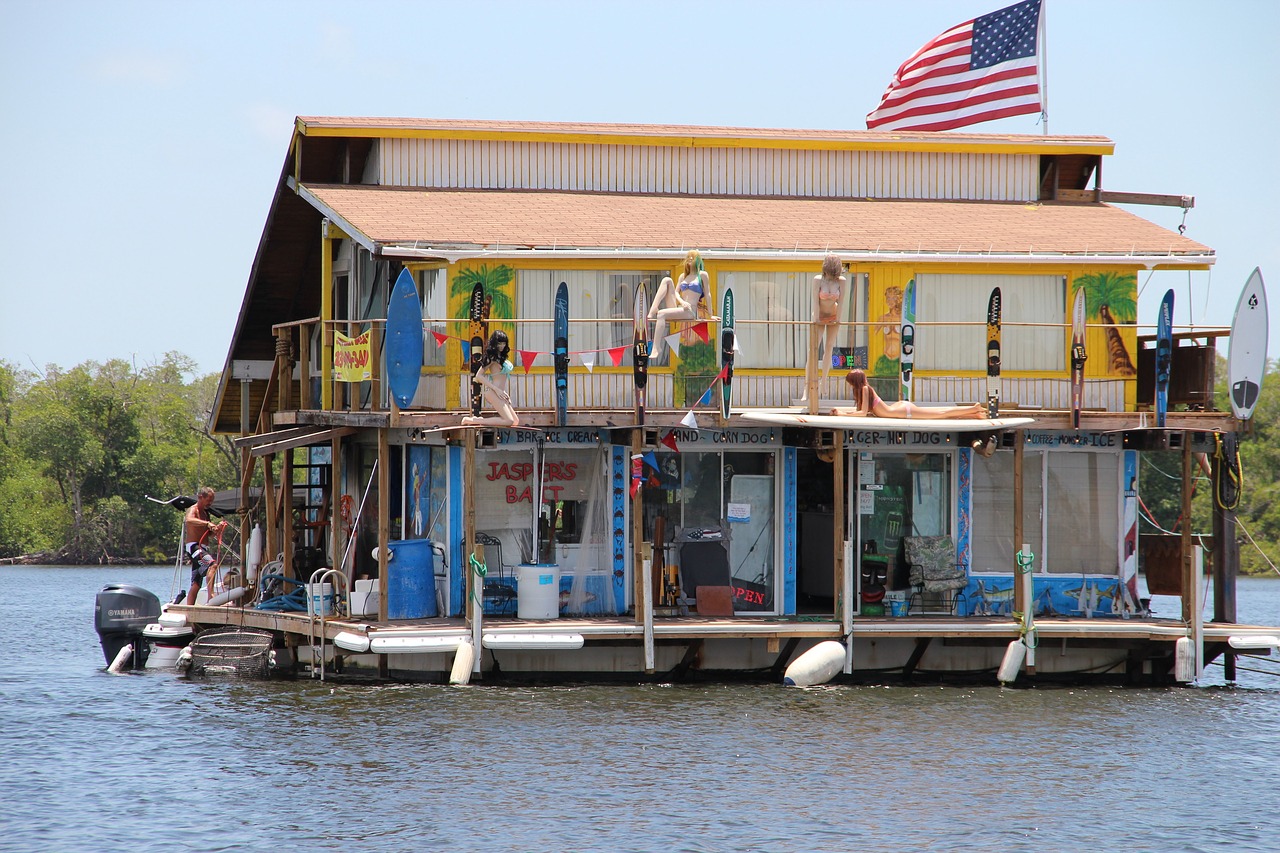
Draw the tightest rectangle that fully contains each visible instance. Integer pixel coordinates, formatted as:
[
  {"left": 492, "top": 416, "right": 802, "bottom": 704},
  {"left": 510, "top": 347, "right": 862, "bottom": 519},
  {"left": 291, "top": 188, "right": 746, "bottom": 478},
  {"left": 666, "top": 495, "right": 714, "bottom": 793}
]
[
  {"left": 720, "top": 284, "right": 735, "bottom": 421},
  {"left": 1155, "top": 289, "right": 1174, "bottom": 427},
  {"left": 633, "top": 280, "right": 650, "bottom": 425},
  {"left": 900, "top": 278, "right": 915, "bottom": 402},
  {"left": 468, "top": 282, "right": 486, "bottom": 417},
  {"left": 986, "top": 287, "right": 1002, "bottom": 418},
  {"left": 1069, "top": 286, "right": 1087, "bottom": 429},
  {"left": 554, "top": 281, "right": 569, "bottom": 427}
]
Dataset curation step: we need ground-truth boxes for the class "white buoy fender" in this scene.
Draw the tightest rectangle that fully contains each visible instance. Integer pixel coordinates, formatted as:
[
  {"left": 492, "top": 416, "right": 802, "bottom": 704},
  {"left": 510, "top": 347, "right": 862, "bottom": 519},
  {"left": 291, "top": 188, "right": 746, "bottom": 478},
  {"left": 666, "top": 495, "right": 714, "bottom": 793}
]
[
  {"left": 108, "top": 643, "right": 133, "bottom": 674},
  {"left": 208, "top": 586, "right": 246, "bottom": 607},
  {"left": 334, "top": 631, "right": 371, "bottom": 653},
  {"left": 783, "top": 640, "right": 846, "bottom": 687},
  {"left": 997, "top": 639, "right": 1026, "bottom": 684},
  {"left": 247, "top": 524, "right": 263, "bottom": 583},
  {"left": 450, "top": 641, "right": 475, "bottom": 685},
  {"left": 1174, "top": 637, "right": 1197, "bottom": 683}
]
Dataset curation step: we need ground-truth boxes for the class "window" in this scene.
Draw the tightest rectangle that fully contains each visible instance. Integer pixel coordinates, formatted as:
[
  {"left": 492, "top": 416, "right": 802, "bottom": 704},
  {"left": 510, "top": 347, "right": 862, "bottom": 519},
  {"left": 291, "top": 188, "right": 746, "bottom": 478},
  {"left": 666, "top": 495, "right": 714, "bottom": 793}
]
[
  {"left": 516, "top": 269, "right": 671, "bottom": 365},
  {"left": 720, "top": 270, "right": 870, "bottom": 370},
  {"left": 916, "top": 274, "right": 1066, "bottom": 372},
  {"left": 971, "top": 450, "right": 1119, "bottom": 575}
]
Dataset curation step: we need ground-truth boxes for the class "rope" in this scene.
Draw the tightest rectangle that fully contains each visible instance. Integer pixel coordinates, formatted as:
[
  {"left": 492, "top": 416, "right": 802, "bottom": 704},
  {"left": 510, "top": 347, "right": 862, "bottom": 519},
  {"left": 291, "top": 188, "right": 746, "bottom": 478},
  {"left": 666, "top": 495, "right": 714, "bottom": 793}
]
[{"left": 468, "top": 553, "right": 488, "bottom": 604}]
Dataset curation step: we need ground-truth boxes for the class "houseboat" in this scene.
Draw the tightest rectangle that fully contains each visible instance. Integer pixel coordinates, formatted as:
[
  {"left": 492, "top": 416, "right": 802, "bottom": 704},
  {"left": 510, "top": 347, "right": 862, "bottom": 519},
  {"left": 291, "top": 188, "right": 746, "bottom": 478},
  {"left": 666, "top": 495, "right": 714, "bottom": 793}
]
[{"left": 157, "top": 116, "right": 1275, "bottom": 685}]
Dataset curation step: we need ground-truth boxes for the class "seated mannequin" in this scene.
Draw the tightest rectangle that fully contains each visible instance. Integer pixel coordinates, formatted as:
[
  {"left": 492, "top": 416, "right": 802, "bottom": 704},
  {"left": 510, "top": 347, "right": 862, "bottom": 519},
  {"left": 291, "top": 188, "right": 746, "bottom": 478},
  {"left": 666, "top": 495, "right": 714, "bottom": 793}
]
[
  {"left": 649, "top": 249, "right": 718, "bottom": 360},
  {"left": 461, "top": 330, "right": 520, "bottom": 426}
]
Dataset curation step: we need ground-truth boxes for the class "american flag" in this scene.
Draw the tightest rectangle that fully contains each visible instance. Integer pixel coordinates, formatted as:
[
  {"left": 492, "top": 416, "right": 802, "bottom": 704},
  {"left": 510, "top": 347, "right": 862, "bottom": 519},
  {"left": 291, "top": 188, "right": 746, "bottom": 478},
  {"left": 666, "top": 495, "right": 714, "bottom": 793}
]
[{"left": 866, "top": 0, "right": 1043, "bottom": 132}]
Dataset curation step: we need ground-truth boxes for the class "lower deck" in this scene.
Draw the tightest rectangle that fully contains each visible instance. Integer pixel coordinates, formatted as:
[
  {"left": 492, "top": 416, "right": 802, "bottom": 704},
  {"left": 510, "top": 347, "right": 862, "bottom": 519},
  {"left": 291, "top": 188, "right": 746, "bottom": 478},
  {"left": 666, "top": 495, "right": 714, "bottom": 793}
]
[{"left": 173, "top": 603, "right": 1280, "bottom": 686}]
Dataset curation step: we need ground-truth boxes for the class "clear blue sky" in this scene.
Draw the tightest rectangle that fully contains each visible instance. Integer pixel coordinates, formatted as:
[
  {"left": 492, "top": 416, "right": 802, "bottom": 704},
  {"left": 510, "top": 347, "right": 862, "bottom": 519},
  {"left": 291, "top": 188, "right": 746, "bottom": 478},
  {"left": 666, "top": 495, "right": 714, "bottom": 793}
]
[{"left": 2, "top": 0, "right": 1277, "bottom": 376}]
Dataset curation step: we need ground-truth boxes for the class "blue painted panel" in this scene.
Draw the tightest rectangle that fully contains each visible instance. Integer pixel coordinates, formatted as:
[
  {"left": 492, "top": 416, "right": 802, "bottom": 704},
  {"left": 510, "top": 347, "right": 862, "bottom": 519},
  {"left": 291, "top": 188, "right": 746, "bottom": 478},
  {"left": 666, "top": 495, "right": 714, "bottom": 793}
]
[
  {"left": 447, "top": 446, "right": 464, "bottom": 617},
  {"left": 783, "top": 446, "right": 797, "bottom": 615}
]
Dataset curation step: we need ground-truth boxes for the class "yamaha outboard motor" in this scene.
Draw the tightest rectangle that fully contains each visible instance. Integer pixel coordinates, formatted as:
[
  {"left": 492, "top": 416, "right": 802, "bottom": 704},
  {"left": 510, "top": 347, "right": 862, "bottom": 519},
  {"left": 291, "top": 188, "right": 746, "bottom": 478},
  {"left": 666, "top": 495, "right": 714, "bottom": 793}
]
[{"left": 95, "top": 583, "right": 161, "bottom": 669}]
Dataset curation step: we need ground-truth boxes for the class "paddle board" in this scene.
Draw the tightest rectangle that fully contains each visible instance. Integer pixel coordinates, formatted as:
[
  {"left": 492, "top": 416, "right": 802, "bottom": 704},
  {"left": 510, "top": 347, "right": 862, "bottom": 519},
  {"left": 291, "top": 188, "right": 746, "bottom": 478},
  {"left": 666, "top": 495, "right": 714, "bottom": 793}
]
[
  {"left": 1069, "top": 286, "right": 1087, "bottom": 429},
  {"left": 467, "top": 282, "right": 486, "bottom": 417},
  {"left": 632, "top": 281, "right": 650, "bottom": 425},
  {"left": 1227, "top": 268, "right": 1269, "bottom": 420},
  {"left": 386, "top": 268, "right": 424, "bottom": 410},
  {"left": 554, "top": 281, "right": 569, "bottom": 426},
  {"left": 720, "top": 285, "right": 735, "bottom": 421},
  {"left": 900, "top": 278, "right": 915, "bottom": 402},
  {"left": 741, "top": 410, "right": 1034, "bottom": 434},
  {"left": 1155, "top": 289, "right": 1174, "bottom": 427},
  {"left": 986, "top": 288, "right": 1002, "bottom": 418}
]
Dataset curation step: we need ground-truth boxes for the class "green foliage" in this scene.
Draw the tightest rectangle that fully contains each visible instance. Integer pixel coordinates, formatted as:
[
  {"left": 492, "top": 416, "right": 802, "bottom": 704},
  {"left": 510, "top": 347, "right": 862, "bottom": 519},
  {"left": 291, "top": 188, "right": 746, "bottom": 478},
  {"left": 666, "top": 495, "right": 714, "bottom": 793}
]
[
  {"left": 1071, "top": 271, "right": 1137, "bottom": 323},
  {"left": 0, "top": 353, "right": 230, "bottom": 561}
]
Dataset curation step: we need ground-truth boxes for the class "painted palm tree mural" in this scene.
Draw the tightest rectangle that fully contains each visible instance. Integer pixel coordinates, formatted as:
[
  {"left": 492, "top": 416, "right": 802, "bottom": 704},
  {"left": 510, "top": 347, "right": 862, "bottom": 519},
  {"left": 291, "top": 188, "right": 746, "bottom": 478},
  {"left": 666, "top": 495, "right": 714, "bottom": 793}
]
[
  {"left": 1072, "top": 271, "right": 1137, "bottom": 376},
  {"left": 450, "top": 264, "right": 515, "bottom": 335}
]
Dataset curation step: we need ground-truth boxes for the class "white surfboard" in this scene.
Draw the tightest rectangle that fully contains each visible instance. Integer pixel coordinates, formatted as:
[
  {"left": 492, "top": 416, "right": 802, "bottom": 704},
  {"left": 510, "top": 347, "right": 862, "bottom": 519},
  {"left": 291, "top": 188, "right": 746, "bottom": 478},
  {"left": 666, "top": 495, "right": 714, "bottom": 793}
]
[
  {"left": 741, "top": 410, "right": 1035, "bottom": 433},
  {"left": 1227, "top": 267, "right": 1269, "bottom": 420}
]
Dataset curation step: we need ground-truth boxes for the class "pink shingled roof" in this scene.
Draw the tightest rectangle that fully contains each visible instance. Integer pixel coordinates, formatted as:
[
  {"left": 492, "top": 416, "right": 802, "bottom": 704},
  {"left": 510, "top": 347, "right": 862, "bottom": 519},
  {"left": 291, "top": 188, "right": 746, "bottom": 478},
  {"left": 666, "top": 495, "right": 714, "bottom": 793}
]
[{"left": 301, "top": 185, "right": 1211, "bottom": 258}]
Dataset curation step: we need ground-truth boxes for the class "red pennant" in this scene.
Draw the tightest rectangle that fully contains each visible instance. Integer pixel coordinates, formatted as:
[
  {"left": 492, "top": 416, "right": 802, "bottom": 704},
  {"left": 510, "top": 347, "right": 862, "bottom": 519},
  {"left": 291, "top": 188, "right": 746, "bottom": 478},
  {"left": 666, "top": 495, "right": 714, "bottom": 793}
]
[
  {"left": 660, "top": 430, "right": 680, "bottom": 452},
  {"left": 608, "top": 346, "right": 626, "bottom": 367},
  {"left": 692, "top": 322, "right": 710, "bottom": 344},
  {"left": 432, "top": 331, "right": 449, "bottom": 347},
  {"left": 518, "top": 350, "right": 538, "bottom": 373},
  {"left": 716, "top": 364, "right": 729, "bottom": 381}
]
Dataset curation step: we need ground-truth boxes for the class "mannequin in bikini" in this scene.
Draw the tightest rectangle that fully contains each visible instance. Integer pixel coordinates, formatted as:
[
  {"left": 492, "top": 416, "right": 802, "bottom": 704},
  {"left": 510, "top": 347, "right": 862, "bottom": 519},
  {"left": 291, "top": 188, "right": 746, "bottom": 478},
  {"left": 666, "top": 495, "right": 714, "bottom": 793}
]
[
  {"left": 649, "top": 250, "right": 718, "bottom": 360},
  {"left": 461, "top": 330, "right": 520, "bottom": 426},
  {"left": 803, "top": 253, "right": 847, "bottom": 402},
  {"left": 834, "top": 368, "right": 985, "bottom": 419}
]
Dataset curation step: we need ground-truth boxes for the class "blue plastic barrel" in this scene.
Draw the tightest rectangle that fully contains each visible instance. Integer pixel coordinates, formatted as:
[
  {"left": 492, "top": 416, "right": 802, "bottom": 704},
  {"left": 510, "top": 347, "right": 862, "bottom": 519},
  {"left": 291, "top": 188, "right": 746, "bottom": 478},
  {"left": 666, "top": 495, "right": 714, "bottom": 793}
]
[{"left": 385, "top": 539, "right": 439, "bottom": 619}]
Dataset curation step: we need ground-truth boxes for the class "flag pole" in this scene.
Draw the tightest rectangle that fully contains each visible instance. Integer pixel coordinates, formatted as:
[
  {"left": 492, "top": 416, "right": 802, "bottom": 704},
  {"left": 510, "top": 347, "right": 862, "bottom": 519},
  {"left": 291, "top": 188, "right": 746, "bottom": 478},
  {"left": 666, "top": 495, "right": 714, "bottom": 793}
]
[{"left": 1039, "top": 0, "right": 1049, "bottom": 134}]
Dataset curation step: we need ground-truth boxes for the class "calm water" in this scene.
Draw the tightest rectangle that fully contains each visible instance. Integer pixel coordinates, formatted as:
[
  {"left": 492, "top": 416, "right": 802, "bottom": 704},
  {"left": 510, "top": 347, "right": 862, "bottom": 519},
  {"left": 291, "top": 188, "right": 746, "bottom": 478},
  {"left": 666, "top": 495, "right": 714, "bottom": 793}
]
[{"left": 2, "top": 565, "right": 1279, "bottom": 852}]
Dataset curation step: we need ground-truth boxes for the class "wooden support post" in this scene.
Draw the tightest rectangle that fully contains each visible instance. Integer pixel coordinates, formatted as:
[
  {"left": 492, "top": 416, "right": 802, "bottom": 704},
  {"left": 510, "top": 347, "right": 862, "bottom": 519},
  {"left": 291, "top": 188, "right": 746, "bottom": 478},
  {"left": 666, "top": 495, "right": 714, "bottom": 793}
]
[
  {"left": 632, "top": 429, "right": 644, "bottom": 624},
  {"left": 1181, "top": 436, "right": 1194, "bottom": 623},
  {"left": 834, "top": 433, "right": 849, "bottom": 634},
  {"left": 331, "top": 436, "right": 343, "bottom": 591},
  {"left": 464, "top": 428, "right": 481, "bottom": 670},
  {"left": 377, "top": 429, "right": 389, "bottom": 621},
  {"left": 1212, "top": 443, "right": 1240, "bottom": 681},
  {"left": 299, "top": 323, "right": 312, "bottom": 410},
  {"left": 263, "top": 454, "right": 278, "bottom": 575},
  {"left": 1013, "top": 431, "right": 1025, "bottom": 616},
  {"left": 806, "top": 329, "right": 820, "bottom": 415},
  {"left": 282, "top": 449, "right": 294, "bottom": 583},
  {"left": 321, "top": 232, "right": 333, "bottom": 411}
]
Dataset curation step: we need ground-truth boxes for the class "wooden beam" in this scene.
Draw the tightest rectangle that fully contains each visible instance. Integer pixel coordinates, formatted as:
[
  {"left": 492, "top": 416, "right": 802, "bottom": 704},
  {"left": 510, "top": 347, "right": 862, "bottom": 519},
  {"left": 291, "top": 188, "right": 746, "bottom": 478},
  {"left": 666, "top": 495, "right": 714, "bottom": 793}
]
[
  {"left": 1181, "top": 437, "right": 1193, "bottom": 623},
  {"left": 234, "top": 426, "right": 326, "bottom": 449},
  {"left": 1013, "top": 432, "right": 1025, "bottom": 615},
  {"left": 378, "top": 429, "right": 389, "bottom": 621},
  {"left": 249, "top": 427, "right": 357, "bottom": 457},
  {"left": 834, "top": 433, "right": 847, "bottom": 633},
  {"left": 1056, "top": 188, "right": 1194, "bottom": 208}
]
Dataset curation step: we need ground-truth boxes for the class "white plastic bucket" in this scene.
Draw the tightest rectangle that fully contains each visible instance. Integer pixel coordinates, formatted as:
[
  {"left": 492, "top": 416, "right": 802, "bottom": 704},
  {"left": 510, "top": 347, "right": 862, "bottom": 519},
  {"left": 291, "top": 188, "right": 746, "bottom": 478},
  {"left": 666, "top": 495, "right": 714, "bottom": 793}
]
[
  {"left": 516, "top": 564, "right": 560, "bottom": 620},
  {"left": 307, "top": 582, "right": 334, "bottom": 616}
]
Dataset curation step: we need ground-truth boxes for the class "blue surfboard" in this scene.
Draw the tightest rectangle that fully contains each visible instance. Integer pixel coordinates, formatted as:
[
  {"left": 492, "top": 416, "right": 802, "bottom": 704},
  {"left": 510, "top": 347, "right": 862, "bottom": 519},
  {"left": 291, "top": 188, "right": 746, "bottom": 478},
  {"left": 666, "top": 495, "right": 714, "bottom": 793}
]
[
  {"left": 554, "top": 281, "right": 569, "bottom": 426},
  {"left": 1155, "top": 289, "right": 1174, "bottom": 427},
  {"left": 386, "top": 268, "right": 424, "bottom": 409}
]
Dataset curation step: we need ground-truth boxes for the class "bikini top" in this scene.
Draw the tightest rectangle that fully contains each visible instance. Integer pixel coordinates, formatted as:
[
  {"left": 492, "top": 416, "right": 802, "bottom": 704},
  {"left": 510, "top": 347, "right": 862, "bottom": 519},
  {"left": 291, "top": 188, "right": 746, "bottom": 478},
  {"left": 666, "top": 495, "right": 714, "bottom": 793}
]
[
  {"left": 678, "top": 276, "right": 704, "bottom": 299},
  {"left": 500, "top": 360, "right": 514, "bottom": 376}
]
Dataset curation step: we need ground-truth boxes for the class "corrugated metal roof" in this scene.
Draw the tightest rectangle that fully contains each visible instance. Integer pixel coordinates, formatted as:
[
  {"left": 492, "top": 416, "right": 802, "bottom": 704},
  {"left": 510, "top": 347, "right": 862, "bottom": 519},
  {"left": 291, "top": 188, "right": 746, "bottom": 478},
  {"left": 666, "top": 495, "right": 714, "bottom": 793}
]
[{"left": 298, "top": 184, "right": 1213, "bottom": 264}]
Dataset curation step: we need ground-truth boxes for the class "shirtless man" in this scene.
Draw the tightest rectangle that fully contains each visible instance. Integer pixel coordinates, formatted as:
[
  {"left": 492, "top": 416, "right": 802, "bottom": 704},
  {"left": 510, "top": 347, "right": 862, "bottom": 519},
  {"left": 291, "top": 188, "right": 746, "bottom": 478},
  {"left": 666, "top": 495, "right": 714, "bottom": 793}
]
[{"left": 183, "top": 486, "right": 228, "bottom": 605}]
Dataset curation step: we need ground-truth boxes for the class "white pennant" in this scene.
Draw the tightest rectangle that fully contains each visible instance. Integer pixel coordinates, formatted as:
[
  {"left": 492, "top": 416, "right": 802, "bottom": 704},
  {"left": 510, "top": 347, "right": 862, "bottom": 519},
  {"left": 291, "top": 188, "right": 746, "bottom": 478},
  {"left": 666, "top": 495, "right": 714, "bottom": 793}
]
[
  {"left": 578, "top": 353, "right": 595, "bottom": 373},
  {"left": 665, "top": 333, "right": 682, "bottom": 358},
  {"left": 679, "top": 410, "right": 698, "bottom": 430}
]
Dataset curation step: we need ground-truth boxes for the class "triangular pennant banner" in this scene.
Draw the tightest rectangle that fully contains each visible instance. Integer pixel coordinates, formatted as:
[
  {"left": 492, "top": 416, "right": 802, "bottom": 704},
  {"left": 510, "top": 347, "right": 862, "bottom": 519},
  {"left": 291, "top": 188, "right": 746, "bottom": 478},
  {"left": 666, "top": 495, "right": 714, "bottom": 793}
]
[
  {"left": 660, "top": 430, "right": 680, "bottom": 452},
  {"left": 579, "top": 353, "right": 595, "bottom": 373},
  {"left": 692, "top": 322, "right": 710, "bottom": 344},
  {"left": 665, "top": 333, "right": 681, "bottom": 358},
  {"left": 432, "top": 331, "right": 449, "bottom": 348},
  {"left": 716, "top": 364, "right": 729, "bottom": 381},
  {"left": 518, "top": 350, "right": 539, "bottom": 374},
  {"left": 607, "top": 346, "right": 626, "bottom": 367},
  {"left": 732, "top": 332, "right": 741, "bottom": 353},
  {"left": 680, "top": 410, "right": 698, "bottom": 430},
  {"left": 698, "top": 386, "right": 713, "bottom": 407},
  {"left": 643, "top": 451, "right": 659, "bottom": 471}
]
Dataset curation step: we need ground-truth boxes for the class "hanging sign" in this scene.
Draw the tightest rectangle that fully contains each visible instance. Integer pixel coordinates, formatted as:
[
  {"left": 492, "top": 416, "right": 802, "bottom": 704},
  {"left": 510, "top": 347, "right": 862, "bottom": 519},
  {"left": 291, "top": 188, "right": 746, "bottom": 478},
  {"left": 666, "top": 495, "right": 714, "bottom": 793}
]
[{"left": 333, "top": 330, "right": 372, "bottom": 382}]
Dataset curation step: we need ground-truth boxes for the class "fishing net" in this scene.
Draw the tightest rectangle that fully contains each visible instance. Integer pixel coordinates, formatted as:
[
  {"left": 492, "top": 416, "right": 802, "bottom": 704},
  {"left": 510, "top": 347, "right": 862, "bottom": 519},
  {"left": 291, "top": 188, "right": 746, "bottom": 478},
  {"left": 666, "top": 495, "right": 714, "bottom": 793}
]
[{"left": 187, "top": 627, "right": 274, "bottom": 679}]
